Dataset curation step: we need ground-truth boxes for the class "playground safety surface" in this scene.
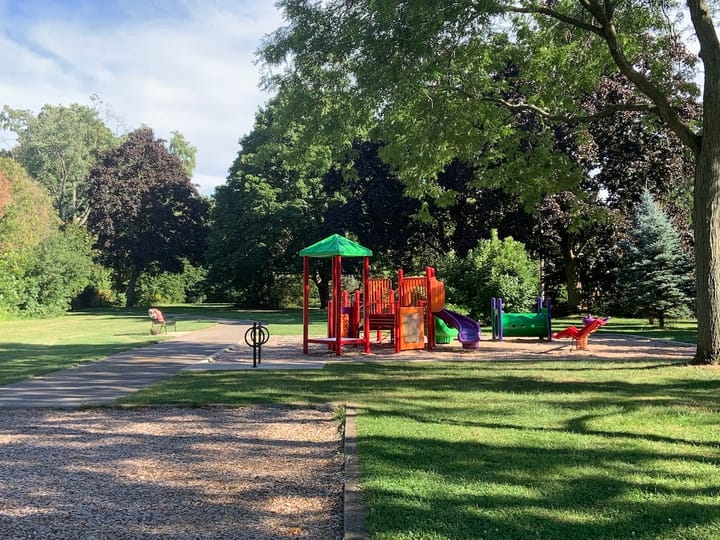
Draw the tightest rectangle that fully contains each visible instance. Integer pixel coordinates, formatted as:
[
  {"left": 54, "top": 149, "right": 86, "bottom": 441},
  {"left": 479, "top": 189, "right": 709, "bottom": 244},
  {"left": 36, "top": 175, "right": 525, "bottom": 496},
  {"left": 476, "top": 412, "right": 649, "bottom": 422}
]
[{"left": 204, "top": 331, "right": 697, "bottom": 368}]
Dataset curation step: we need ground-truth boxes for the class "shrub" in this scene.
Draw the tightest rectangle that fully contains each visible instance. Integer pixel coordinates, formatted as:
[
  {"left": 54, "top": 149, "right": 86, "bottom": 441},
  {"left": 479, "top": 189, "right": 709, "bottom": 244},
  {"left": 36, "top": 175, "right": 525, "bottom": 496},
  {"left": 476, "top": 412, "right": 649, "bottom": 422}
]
[
  {"left": 439, "top": 230, "right": 539, "bottom": 322},
  {"left": 266, "top": 274, "right": 306, "bottom": 309},
  {"left": 15, "top": 226, "right": 94, "bottom": 317},
  {"left": 72, "top": 265, "right": 122, "bottom": 309},
  {"left": 0, "top": 157, "right": 92, "bottom": 318},
  {"left": 135, "top": 260, "right": 208, "bottom": 307}
]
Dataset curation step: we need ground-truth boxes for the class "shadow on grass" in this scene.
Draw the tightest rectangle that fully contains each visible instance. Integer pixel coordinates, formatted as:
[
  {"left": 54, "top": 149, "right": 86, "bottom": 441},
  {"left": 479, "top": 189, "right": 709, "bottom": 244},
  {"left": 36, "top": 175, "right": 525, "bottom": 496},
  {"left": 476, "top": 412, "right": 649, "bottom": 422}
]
[
  {"left": 122, "top": 361, "right": 720, "bottom": 402},
  {"left": 360, "top": 430, "right": 720, "bottom": 539}
]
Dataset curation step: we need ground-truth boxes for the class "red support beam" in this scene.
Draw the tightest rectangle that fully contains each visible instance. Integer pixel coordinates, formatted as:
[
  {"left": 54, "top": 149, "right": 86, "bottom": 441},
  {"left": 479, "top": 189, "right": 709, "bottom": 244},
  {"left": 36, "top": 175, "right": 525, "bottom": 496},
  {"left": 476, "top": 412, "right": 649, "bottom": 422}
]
[
  {"left": 303, "top": 256, "right": 309, "bottom": 354},
  {"left": 333, "top": 255, "right": 342, "bottom": 356},
  {"left": 363, "top": 256, "right": 370, "bottom": 353}
]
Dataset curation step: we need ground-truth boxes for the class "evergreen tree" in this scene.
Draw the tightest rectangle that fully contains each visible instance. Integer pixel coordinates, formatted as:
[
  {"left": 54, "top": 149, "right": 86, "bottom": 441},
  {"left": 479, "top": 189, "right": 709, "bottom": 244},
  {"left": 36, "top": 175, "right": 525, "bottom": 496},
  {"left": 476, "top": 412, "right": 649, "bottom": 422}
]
[{"left": 620, "top": 190, "right": 694, "bottom": 327}]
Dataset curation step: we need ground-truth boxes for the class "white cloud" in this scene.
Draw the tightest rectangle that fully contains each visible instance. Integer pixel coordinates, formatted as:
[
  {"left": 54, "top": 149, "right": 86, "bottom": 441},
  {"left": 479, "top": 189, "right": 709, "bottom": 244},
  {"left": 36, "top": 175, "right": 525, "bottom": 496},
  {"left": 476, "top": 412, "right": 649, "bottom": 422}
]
[{"left": 0, "top": 0, "right": 285, "bottom": 195}]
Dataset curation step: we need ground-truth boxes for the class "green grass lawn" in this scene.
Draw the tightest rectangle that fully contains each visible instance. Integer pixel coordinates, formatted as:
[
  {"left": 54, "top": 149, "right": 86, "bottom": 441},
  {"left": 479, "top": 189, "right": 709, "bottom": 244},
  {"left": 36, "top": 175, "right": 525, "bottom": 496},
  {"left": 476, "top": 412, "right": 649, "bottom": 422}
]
[
  {"left": 163, "top": 304, "right": 327, "bottom": 335},
  {"left": 597, "top": 317, "right": 698, "bottom": 344},
  {"left": 548, "top": 317, "right": 696, "bottom": 344},
  {"left": 0, "top": 308, "right": 217, "bottom": 385},
  {"left": 2, "top": 308, "right": 715, "bottom": 538}
]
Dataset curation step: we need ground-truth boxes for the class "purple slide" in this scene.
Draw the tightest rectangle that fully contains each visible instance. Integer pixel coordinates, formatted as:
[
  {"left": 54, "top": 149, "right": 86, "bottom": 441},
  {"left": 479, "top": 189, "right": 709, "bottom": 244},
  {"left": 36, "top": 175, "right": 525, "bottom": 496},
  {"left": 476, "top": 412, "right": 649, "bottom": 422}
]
[{"left": 435, "top": 308, "right": 481, "bottom": 349}]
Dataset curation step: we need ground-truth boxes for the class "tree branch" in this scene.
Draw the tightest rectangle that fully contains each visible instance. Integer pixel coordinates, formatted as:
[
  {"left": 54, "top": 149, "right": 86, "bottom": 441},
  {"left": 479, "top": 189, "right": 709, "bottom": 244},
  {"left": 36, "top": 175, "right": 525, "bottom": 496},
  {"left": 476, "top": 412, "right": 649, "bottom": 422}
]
[
  {"left": 590, "top": 0, "right": 701, "bottom": 153},
  {"left": 449, "top": 83, "right": 659, "bottom": 125},
  {"left": 603, "top": 0, "right": 615, "bottom": 22},
  {"left": 504, "top": 0, "right": 701, "bottom": 155},
  {"left": 493, "top": 97, "right": 658, "bottom": 125},
  {"left": 687, "top": 0, "right": 720, "bottom": 143},
  {"left": 687, "top": 0, "right": 720, "bottom": 65},
  {"left": 504, "top": 4, "right": 603, "bottom": 36}
]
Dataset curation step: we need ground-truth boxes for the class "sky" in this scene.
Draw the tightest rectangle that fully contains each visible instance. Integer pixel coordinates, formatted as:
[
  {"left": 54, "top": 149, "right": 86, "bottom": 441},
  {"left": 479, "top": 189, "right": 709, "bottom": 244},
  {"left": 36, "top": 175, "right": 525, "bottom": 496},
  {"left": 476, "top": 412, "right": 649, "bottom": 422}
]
[{"left": 0, "top": 0, "right": 285, "bottom": 194}]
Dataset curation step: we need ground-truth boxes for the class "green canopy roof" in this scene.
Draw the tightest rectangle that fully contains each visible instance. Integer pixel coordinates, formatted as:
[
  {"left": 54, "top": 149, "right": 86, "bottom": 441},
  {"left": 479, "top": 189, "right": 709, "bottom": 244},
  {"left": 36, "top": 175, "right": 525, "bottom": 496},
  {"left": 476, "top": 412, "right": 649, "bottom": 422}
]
[{"left": 299, "top": 234, "right": 373, "bottom": 258}]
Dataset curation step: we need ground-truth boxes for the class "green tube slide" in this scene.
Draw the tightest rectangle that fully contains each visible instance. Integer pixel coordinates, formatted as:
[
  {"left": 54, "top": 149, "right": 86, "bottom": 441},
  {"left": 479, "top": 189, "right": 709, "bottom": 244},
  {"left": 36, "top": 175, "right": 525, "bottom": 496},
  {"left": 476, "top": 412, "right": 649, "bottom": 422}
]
[
  {"left": 434, "top": 316, "right": 459, "bottom": 344},
  {"left": 500, "top": 310, "right": 549, "bottom": 338}
]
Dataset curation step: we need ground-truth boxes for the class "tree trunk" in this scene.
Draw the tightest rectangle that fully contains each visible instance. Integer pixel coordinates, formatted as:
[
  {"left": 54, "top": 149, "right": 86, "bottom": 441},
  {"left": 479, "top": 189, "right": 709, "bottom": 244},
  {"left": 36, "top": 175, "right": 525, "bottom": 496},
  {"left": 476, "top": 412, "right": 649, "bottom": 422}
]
[
  {"left": 693, "top": 138, "right": 720, "bottom": 364},
  {"left": 562, "top": 236, "right": 581, "bottom": 313},
  {"left": 691, "top": 0, "right": 720, "bottom": 365},
  {"left": 125, "top": 268, "right": 140, "bottom": 308},
  {"left": 315, "top": 266, "right": 331, "bottom": 309}
]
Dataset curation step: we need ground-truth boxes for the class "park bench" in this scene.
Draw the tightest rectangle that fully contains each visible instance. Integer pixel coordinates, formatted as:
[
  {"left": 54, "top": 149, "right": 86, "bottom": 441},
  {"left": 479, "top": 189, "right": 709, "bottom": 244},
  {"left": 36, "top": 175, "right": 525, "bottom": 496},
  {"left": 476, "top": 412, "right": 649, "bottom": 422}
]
[{"left": 148, "top": 308, "right": 176, "bottom": 335}]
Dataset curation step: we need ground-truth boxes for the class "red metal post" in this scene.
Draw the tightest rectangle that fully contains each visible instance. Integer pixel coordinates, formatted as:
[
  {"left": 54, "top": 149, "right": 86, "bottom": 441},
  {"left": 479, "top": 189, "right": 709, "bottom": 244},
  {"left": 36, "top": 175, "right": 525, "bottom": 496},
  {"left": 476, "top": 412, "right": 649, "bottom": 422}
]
[
  {"left": 363, "top": 256, "right": 371, "bottom": 353},
  {"left": 334, "top": 255, "right": 342, "bottom": 356},
  {"left": 426, "top": 266, "right": 435, "bottom": 350},
  {"left": 395, "top": 269, "right": 403, "bottom": 353},
  {"left": 303, "top": 256, "right": 309, "bottom": 354}
]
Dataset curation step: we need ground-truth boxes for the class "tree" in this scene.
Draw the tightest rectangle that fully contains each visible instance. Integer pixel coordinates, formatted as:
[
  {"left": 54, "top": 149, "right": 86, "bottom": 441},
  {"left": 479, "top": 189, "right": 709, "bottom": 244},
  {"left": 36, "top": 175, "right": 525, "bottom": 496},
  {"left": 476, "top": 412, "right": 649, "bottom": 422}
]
[
  {"left": 262, "top": 1, "right": 720, "bottom": 364},
  {"left": 0, "top": 158, "right": 93, "bottom": 317},
  {"left": 1, "top": 103, "right": 117, "bottom": 225},
  {"left": 619, "top": 190, "right": 694, "bottom": 327},
  {"left": 321, "top": 140, "right": 447, "bottom": 272},
  {"left": 536, "top": 75, "right": 696, "bottom": 313},
  {"left": 0, "top": 169, "right": 10, "bottom": 218},
  {"left": 168, "top": 130, "right": 197, "bottom": 177},
  {"left": 209, "top": 98, "right": 442, "bottom": 307},
  {"left": 531, "top": 191, "right": 624, "bottom": 313},
  {"left": 87, "top": 128, "right": 210, "bottom": 307},
  {"left": 0, "top": 157, "right": 58, "bottom": 316},
  {"left": 436, "top": 160, "right": 535, "bottom": 257},
  {"left": 576, "top": 76, "right": 697, "bottom": 217},
  {"left": 207, "top": 102, "right": 328, "bottom": 307},
  {"left": 0, "top": 158, "right": 58, "bottom": 253}
]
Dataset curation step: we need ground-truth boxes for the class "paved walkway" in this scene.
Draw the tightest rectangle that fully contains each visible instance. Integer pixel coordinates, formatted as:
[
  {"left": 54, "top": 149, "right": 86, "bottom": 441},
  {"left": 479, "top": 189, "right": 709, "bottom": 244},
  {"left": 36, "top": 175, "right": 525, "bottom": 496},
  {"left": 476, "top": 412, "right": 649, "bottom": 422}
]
[{"left": 0, "top": 320, "right": 311, "bottom": 408}]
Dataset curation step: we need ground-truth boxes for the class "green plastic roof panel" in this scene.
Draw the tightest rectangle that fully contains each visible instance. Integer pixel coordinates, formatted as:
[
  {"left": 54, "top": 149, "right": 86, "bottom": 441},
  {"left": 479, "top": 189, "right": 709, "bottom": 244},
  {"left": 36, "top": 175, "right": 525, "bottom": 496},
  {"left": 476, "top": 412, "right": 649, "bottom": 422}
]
[{"left": 299, "top": 234, "right": 373, "bottom": 258}]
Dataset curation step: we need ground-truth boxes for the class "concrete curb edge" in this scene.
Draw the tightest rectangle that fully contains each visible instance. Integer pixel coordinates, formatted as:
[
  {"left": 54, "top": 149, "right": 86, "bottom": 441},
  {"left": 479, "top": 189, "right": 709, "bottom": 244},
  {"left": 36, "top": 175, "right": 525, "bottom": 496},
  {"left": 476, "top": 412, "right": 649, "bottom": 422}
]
[{"left": 344, "top": 404, "right": 368, "bottom": 539}]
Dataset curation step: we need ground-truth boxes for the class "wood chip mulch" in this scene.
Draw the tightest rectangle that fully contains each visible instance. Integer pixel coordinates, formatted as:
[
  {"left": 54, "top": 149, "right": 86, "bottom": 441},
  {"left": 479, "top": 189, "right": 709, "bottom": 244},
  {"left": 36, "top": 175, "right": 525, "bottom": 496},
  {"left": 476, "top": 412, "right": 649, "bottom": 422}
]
[
  {"left": 214, "top": 332, "right": 697, "bottom": 364},
  {"left": 0, "top": 406, "right": 344, "bottom": 539}
]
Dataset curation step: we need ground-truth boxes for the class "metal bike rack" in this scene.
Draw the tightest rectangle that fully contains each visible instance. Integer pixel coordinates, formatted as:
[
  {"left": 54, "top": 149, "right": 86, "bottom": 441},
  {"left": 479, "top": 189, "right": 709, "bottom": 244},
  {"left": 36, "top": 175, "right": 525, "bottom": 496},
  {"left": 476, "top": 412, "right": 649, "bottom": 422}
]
[{"left": 244, "top": 321, "right": 270, "bottom": 368}]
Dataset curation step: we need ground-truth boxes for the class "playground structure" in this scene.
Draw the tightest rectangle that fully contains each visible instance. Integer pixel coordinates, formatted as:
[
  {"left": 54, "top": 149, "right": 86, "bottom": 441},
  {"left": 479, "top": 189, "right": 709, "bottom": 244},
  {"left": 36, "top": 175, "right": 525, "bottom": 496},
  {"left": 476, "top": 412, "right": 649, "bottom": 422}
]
[
  {"left": 491, "top": 297, "right": 553, "bottom": 341},
  {"left": 553, "top": 315, "right": 609, "bottom": 350},
  {"left": 300, "top": 234, "right": 372, "bottom": 355},
  {"left": 435, "top": 317, "right": 459, "bottom": 344},
  {"left": 300, "top": 234, "right": 481, "bottom": 356},
  {"left": 328, "top": 266, "right": 482, "bottom": 353}
]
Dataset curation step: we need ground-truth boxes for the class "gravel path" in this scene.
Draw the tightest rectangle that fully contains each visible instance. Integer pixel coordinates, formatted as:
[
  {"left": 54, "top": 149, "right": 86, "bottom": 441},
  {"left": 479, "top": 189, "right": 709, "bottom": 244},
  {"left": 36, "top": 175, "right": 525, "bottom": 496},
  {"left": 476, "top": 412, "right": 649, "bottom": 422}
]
[{"left": 0, "top": 406, "right": 343, "bottom": 539}]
